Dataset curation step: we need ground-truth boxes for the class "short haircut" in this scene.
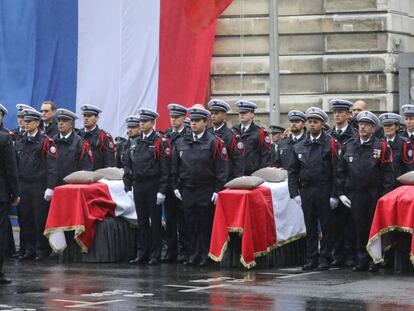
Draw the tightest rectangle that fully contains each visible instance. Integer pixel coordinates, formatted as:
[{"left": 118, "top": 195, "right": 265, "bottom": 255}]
[{"left": 41, "top": 100, "right": 57, "bottom": 111}]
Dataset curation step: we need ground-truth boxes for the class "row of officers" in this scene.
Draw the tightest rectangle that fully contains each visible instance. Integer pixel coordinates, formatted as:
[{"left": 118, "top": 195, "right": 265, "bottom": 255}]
[{"left": 0, "top": 98, "right": 413, "bottom": 283}]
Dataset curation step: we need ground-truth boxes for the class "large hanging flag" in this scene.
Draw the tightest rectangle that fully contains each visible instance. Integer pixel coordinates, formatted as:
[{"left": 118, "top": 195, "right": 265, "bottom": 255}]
[{"left": 0, "top": 0, "right": 232, "bottom": 134}]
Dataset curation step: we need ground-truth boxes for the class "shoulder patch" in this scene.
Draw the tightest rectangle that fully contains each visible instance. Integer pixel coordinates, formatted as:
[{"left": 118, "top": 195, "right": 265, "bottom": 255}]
[
  {"left": 237, "top": 141, "right": 244, "bottom": 150},
  {"left": 49, "top": 145, "right": 56, "bottom": 154}
]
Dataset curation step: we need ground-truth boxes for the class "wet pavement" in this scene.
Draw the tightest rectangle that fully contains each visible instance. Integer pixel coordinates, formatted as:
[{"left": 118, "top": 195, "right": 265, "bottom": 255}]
[{"left": 0, "top": 259, "right": 413, "bottom": 310}]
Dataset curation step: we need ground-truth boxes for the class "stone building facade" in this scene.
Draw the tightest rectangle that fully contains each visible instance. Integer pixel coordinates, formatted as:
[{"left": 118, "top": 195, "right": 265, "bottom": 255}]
[{"left": 211, "top": 0, "right": 414, "bottom": 127}]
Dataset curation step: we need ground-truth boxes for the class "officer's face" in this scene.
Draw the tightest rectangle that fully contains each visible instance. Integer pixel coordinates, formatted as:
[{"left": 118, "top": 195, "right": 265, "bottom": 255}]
[
  {"left": 352, "top": 101, "right": 367, "bottom": 118},
  {"left": 210, "top": 111, "right": 226, "bottom": 126},
  {"left": 83, "top": 113, "right": 98, "bottom": 129},
  {"left": 58, "top": 118, "right": 73, "bottom": 135},
  {"left": 238, "top": 111, "right": 254, "bottom": 123},
  {"left": 333, "top": 109, "right": 349, "bottom": 125},
  {"left": 307, "top": 118, "right": 323, "bottom": 135},
  {"left": 170, "top": 115, "right": 185, "bottom": 129},
  {"left": 17, "top": 116, "right": 24, "bottom": 128},
  {"left": 127, "top": 126, "right": 140, "bottom": 138},
  {"left": 405, "top": 116, "right": 414, "bottom": 131},
  {"left": 24, "top": 120, "right": 39, "bottom": 133},
  {"left": 139, "top": 119, "right": 154, "bottom": 134},
  {"left": 40, "top": 104, "right": 55, "bottom": 122},
  {"left": 290, "top": 120, "right": 304, "bottom": 134},
  {"left": 190, "top": 118, "right": 207, "bottom": 134},
  {"left": 383, "top": 124, "right": 398, "bottom": 138},
  {"left": 358, "top": 121, "right": 375, "bottom": 139},
  {"left": 271, "top": 133, "right": 283, "bottom": 143}
]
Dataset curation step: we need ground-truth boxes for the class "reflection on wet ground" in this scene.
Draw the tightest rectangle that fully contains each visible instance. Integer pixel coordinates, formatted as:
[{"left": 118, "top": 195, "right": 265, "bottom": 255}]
[{"left": 0, "top": 261, "right": 413, "bottom": 310}]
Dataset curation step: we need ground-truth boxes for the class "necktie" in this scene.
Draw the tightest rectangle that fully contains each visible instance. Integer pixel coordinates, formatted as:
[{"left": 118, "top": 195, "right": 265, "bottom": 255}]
[
  {"left": 410, "top": 134, "right": 414, "bottom": 141},
  {"left": 337, "top": 129, "right": 342, "bottom": 136},
  {"left": 194, "top": 135, "right": 198, "bottom": 142},
  {"left": 293, "top": 137, "right": 298, "bottom": 142},
  {"left": 241, "top": 127, "right": 246, "bottom": 134}
]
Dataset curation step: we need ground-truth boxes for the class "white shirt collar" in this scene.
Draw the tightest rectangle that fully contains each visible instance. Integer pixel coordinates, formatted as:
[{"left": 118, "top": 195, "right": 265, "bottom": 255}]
[
  {"left": 193, "top": 131, "right": 205, "bottom": 140},
  {"left": 143, "top": 130, "right": 154, "bottom": 139},
  {"left": 407, "top": 130, "right": 414, "bottom": 136},
  {"left": 60, "top": 131, "right": 73, "bottom": 140},
  {"left": 292, "top": 132, "right": 304, "bottom": 141},
  {"left": 241, "top": 122, "right": 252, "bottom": 131},
  {"left": 386, "top": 135, "right": 396, "bottom": 143},
  {"left": 28, "top": 130, "right": 38, "bottom": 138},
  {"left": 335, "top": 125, "right": 348, "bottom": 133},
  {"left": 360, "top": 136, "right": 372, "bottom": 144},
  {"left": 85, "top": 125, "right": 97, "bottom": 133},
  {"left": 310, "top": 132, "right": 322, "bottom": 141}
]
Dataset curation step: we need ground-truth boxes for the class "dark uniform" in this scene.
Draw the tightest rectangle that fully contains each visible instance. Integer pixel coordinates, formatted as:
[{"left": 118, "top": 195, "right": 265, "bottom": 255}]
[
  {"left": 78, "top": 126, "right": 116, "bottom": 170},
  {"left": 15, "top": 111, "right": 58, "bottom": 259},
  {"left": 115, "top": 137, "right": 128, "bottom": 168},
  {"left": 400, "top": 105, "right": 414, "bottom": 143},
  {"left": 42, "top": 121, "right": 59, "bottom": 138},
  {"left": 272, "top": 134, "right": 305, "bottom": 170},
  {"left": 171, "top": 108, "right": 228, "bottom": 265},
  {"left": 337, "top": 111, "right": 394, "bottom": 271},
  {"left": 232, "top": 122, "right": 271, "bottom": 175},
  {"left": 123, "top": 109, "right": 170, "bottom": 264},
  {"left": 0, "top": 131, "right": 19, "bottom": 282},
  {"left": 288, "top": 107, "right": 338, "bottom": 269}
]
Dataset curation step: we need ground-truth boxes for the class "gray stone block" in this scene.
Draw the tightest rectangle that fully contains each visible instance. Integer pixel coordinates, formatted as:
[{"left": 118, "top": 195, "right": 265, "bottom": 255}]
[
  {"left": 279, "top": 16, "right": 323, "bottom": 34},
  {"left": 325, "top": 33, "right": 388, "bottom": 53},
  {"left": 211, "top": 56, "right": 269, "bottom": 75},
  {"left": 213, "top": 36, "right": 269, "bottom": 56},
  {"left": 279, "top": 56, "right": 323, "bottom": 74},
  {"left": 324, "top": 0, "right": 379, "bottom": 13},
  {"left": 322, "top": 14, "right": 387, "bottom": 33},
  {"left": 279, "top": 0, "right": 324, "bottom": 16},
  {"left": 210, "top": 75, "right": 269, "bottom": 95},
  {"left": 325, "top": 73, "right": 398, "bottom": 93},
  {"left": 216, "top": 17, "right": 269, "bottom": 36},
  {"left": 322, "top": 54, "right": 397, "bottom": 73},
  {"left": 279, "top": 35, "right": 324, "bottom": 55},
  {"left": 222, "top": 0, "right": 270, "bottom": 17},
  {"left": 280, "top": 74, "right": 325, "bottom": 94}
]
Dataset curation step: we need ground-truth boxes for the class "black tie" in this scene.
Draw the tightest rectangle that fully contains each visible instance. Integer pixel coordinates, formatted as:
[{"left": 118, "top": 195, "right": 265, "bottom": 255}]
[
  {"left": 337, "top": 129, "right": 342, "bottom": 136},
  {"left": 411, "top": 135, "right": 414, "bottom": 141},
  {"left": 241, "top": 127, "right": 246, "bottom": 134}
]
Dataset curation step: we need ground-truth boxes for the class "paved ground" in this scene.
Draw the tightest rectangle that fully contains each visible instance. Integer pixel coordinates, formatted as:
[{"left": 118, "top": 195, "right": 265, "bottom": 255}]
[{"left": 0, "top": 260, "right": 413, "bottom": 310}]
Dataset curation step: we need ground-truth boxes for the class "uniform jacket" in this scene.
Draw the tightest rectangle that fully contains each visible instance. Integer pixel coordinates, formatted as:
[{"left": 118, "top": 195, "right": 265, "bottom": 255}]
[
  {"left": 0, "top": 131, "right": 19, "bottom": 202},
  {"left": 272, "top": 133, "right": 305, "bottom": 170}
]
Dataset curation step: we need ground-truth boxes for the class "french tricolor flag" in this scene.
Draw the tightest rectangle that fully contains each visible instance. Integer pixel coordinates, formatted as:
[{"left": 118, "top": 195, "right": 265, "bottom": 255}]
[{"left": 0, "top": 0, "right": 232, "bottom": 134}]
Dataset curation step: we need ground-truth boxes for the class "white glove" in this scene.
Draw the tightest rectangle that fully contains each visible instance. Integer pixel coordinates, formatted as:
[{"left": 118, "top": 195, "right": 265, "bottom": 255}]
[
  {"left": 211, "top": 192, "right": 218, "bottom": 204},
  {"left": 156, "top": 192, "right": 166, "bottom": 205},
  {"left": 127, "top": 190, "right": 134, "bottom": 201},
  {"left": 339, "top": 195, "right": 351, "bottom": 208},
  {"left": 330, "top": 197, "right": 339, "bottom": 210},
  {"left": 174, "top": 189, "right": 182, "bottom": 201},
  {"left": 293, "top": 195, "right": 301, "bottom": 206},
  {"left": 44, "top": 188, "right": 54, "bottom": 202}
]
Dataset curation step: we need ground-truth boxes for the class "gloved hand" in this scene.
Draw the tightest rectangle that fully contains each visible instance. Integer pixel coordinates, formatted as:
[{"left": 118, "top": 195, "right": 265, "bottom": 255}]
[
  {"left": 330, "top": 197, "right": 339, "bottom": 210},
  {"left": 211, "top": 192, "right": 218, "bottom": 204},
  {"left": 339, "top": 195, "right": 351, "bottom": 208},
  {"left": 127, "top": 190, "right": 134, "bottom": 201},
  {"left": 44, "top": 188, "right": 54, "bottom": 202},
  {"left": 174, "top": 189, "right": 182, "bottom": 201},
  {"left": 156, "top": 192, "right": 166, "bottom": 205},
  {"left": 293, "top": 195, "right": 301, "bottom": 206}
]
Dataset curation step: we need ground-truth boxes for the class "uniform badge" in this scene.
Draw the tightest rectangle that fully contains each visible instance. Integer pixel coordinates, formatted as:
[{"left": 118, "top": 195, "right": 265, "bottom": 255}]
[
  {"left": 298, "top": 154, "right": 302, "bottom": 159},
  {"left": 88, "top": 150, "right": 93, "bottom": 157},
  {"left": 109, "top": 142, "right": 114, "bottom": 149},
  {"left": 237, "top": 142, "right": 244, "bottom": 150},
  {"left": 373, "top": 149, "right": 381, "bottom": 159},
  {"left": 280, "top": 149, "right": 283, "bottom": 155},
  {"left": 165, "top": 147, "right": 170, "bottom": 156},
  {"left": 179, "top": 151, "right": 184, "bottom": 158},
  {"left": 348, "top": 156, "right": 353, "bottom": 162},
  {"left": 264, "top": 136, "right": 271, "bottom": 144},
  {"left": 162, "top": 137, "right": 167, "bottom": 142},
  {"left": 408, "top": 150, "right": 413, "bottom": 158},
  {"left": 222, "top": 147, "right": 227, "bottom": 155},
  {"left": 50, "top": 146, "right": 56, "bottom": 154}
]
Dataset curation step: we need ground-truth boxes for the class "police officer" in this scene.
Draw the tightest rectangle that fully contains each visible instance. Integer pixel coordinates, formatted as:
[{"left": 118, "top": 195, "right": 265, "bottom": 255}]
[
  {"left": 78, "top": 105, "right": 116, "bottom": 170},
  {"left": 208, "top": 99, "right": 244, "bottom": 179},
  {"left": 162, "top": 104, "right": 190, "bottom": 263},
  {"left": 123, "top": 108, "right": 170, "bottom": 266},
  {"left": 15, "top": 109, "right": 58, "bottom": 260},
  {"left": 379, "top": 112, "right": 414, "bottom": 188},
  {"left": 350, "top": 100, "right": 367, "bottom": 131},
  {"left": 0, "top": 128, "right": 19, "bottom": 284},
  {"left": 0, "top": 105, "right": 10, "bottom": 133},
  {"left": 40, "top": 101, "right": 58, "bottom": 137},
  {"left": 13, "top": 104, "right": 35, "bottom": 141},
  {"left": 327, "top": 99, "right": 358, "bottom": 268},
  {"left": 401, "top": 104, "right": 414, "bottom": 143},
  {"left": 115, "top": 116, "right": 141, "bottom": 169},
  {"left": 337, "top": 111, "right": 394, "bottom": 272},
  {"left": 232, "top": 100, "right": 271, "bottom": 175},
  {"left": 272, "top": 110, "right": 306, "bottom": 170},
  {"left": 171, "top": 107, "right": 228, "bottom": 266},
  {"left": 288, "top": 107, "right": 339, "bottom": 271},
  {"left": 53, "top": 109, "right": 94, "bottom": 185},
  {"left": 115, "top": 136, "right": 127, "bottom": 168}
]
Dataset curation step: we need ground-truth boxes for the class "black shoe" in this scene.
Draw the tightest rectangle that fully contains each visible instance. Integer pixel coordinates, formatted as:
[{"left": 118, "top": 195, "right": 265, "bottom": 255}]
[
  {"left": 0, "top": 274, "right": 11, "bottom": 285},
  {"left": 35, "top": 254, "right": 49, "bottom": 261},
  {"left": 352, "top": 264, "right": 368, "bottom": 272},
  {"left": 317, "top": 262, "right": 330, "bottom": 271},
  {"left": 368, "top": 262, "right": 379, "bottom": 272},
  {"left": 148, "top": 258, "right": 160, "bottom": 265},
  {"left": 344, "top": 258, "right": 356, "bottom": 268},
  {"left": 302, "top": 261, "right": 318, "bottom": 271},
  {"left": 330, "top": 259, "right": 344, "bottom": 267},
  {"left": 19, "top": 252, "right": 35, "bottom": 260},
  {"left": 129, "top": 256, "right": 146, "bottom": 265},
  {"left": 199, "top": 259, "right": 210, "bottom": 267}
]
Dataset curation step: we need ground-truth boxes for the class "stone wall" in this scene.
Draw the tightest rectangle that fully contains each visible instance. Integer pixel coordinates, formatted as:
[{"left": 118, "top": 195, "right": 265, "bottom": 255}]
[{"left": 211, "top": 0, "right": 414, "bottom": 128}]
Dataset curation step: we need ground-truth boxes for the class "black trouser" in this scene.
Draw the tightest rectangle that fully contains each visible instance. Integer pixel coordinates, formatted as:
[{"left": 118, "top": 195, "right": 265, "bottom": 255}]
[
  {"left": 331, "top": 202, "right": 356, "bottom": 262},
  {"left": 182, "top": 185, "right": 215, "bottom": 262},
  {"left": 133, "top": 179, "right": 162, "bottom": 260},
  {"left": 164, "top": 191, "right": 189, "bottom": 260},
  {"left": 16, "top": 203, "right": 25, "bottom": 253},
  {"left": 349, "top": 190, "right": 379, "bottom": 266},
  {"left": 0, "top": 202, "right": 9, "bottom": 273},
  {"left": 300, "top": 184, "right": 332, "bottom": 264},
  {"left": 20, "top": 181, "right": 51, "bottom": 256}
]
